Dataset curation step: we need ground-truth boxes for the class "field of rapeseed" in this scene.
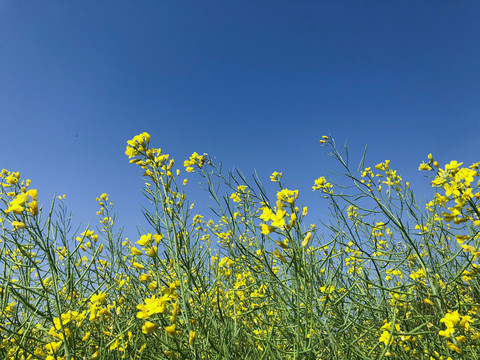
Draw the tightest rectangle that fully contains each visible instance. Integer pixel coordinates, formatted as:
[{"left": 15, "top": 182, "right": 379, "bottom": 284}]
[{"left": 1, "top": 133, "right": 479, "bottom": 360}]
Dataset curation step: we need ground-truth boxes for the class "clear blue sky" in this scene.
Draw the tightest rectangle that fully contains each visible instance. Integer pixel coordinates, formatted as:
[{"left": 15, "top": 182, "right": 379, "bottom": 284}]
[{"left": 1, "top": 1, "right": 479, "bottom": 240}]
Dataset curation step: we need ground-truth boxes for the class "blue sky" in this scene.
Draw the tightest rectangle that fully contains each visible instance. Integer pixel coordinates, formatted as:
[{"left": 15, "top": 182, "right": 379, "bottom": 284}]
[{"left": 1, "top": 1, "right": 479, "bottom": 240}]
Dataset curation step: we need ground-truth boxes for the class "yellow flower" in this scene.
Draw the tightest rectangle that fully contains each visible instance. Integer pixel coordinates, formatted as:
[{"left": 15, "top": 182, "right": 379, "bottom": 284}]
[
  {"left": 446, "top": 342, "right": 461, "bottom": 354},
  {"left": 440, "top": 311, "right": 461, "bottom": 329},
  {"left": 439, "top": 328, "right": 454, "bottom": 337},
  {"left": 91, "top": 292, "right": 107, "bottom": 305},
  {"left": 139, "top": 274, "right": 152, "bottom": 282},
  {"left": 136, "top": 295, "right": 167, "bottom": 319},
  {"left": 125, "top": 146, "right": 139, "bottom": 158},
  {"left": 378, "top": 331, "right": 391, "bottom": 345},
  {"left": 460, "top": 315, "right": 473, "bottom": 331},
  {"left": 165, "top": 323, "right": 176, "bottom": 335},
  {"left": 302, "top": 232, "right": 312, "bottom": 247},
  {"left": 409, "top": 268, "right": 425, "bottom": 280},
  {"left": 189, "top": 330, "right": 196, "bottom": 345},
  {"left": 444, "top": 182, "right": 460, "bottom": 197},
  {"left": 302, "top": 206, "right": 308, "bottom": 216},
  {"left": 5, "top": 202, "right": 25, "bottom": 214},
  {"left": 230, "top": 192, "right": 241, "bottom": 203},
  {"left": 276, "top": 188, "right": 298, "bottom": 204},
  {"left": 145, "top": 246, "right": 158, "bottom": 257},
  {"left": 184, "top": 152, "right": 205, "bottom": 171},
  {"left": 270, "top": 209, "right": 286, "bottom": 229},
  {"left": 137, "top": 234, "right": 152, "bottom": 246},
  {"left": 109, "top": 339, "right": 119, "bottom": 351},
  {"left": 133, "top": 262, "right": 145, "bottom": 269},
  {"left": 29, "top": 200, "right": 38, "bottom": 215},
  {"left": 45, "top": 341, "right": 62, "bottom": 354},
  {"left": 445, "top": 160, "right": 463, "bottom": 172},
  {"left": 312, "top": 177, "right": 333, "bottom": 193},
  {"left": 131, "top": 247, "right": 142, "bottom": 255},
  {"left": 261, "top": 224, "right": 275, "bottom": 235},
  {"left": 5, "top": 172, "right": 19, "bottom": 185},
  {"left": 11, "top": 221, "right": 26, "bottom": 231},
  {"left": 127, "top": 132, "right": 150, "bottom": 148},
  {"left": 153, "top": 234, "right": 163, "bottom": 245},
  {"left": 312, "top": 177, "right": 326, "bottom": 190},
  {"left": 142, "top": 321, "right": 158, "bottom": 334},
  {"left": 270, "top": 171, "right": 282, "bottom": 182},
  {"left": 424, "top": 298, "right": 434, "bottom": 306},
  {"left": 418, "top": 161, "right": 432, "bottom": 171},
  {"left": 259, "top": 207, "right": 274, "bottom": 222}
]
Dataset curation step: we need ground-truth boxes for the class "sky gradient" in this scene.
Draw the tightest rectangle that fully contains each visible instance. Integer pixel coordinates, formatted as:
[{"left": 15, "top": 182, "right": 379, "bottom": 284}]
[{"left": 1, "top": 1, "right": 479, "bottom": 240}]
